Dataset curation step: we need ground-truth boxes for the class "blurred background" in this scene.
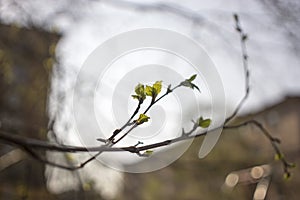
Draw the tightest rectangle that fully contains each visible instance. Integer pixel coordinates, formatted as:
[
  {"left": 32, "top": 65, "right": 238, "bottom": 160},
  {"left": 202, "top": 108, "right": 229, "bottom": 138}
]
[{"left": 0, "top": 0, "right": 299, "bottom": 199}]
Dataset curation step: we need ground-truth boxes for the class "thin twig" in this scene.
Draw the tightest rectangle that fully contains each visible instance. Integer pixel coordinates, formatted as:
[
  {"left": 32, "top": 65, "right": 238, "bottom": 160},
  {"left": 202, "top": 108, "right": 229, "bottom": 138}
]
[
  {"left": 108, "top": 100, "right": 142, "bottom": 141},
  {"left": 225, "top": 14, "right": 250, "bottom": 124}
]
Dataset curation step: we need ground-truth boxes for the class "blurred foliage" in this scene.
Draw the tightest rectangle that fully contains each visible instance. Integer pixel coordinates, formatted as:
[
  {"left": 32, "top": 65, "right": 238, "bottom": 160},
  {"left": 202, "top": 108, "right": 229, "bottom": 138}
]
[
  {"left": 0, "top": 23, "right": 60, "bottom": 199},
  {"left": 0, "top": 22, "right": 103, "bottom": 200},
  {"left": 0, "top": 23, "right": 59, "bottom": 138}
]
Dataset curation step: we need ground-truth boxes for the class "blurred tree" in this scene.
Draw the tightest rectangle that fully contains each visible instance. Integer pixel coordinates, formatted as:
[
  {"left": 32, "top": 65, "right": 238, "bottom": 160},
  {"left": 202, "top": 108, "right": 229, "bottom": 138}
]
[{"left": 0, "top": 22, "right": 60, "bottom": 199}]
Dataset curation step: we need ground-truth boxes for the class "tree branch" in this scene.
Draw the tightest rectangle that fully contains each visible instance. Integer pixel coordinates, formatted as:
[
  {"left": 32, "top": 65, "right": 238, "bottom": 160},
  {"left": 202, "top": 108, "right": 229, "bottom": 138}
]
[
  {"left": 0, "top": 14, "right": 294, "bottom": 178},
  {"left": 225, "top": 14, "right": 250, "bottom": 124}
]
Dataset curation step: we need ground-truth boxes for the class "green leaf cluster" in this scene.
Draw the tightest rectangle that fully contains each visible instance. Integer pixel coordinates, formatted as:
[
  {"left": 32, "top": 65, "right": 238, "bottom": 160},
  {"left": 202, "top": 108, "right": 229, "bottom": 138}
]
[
  {"left": 137, "top": 114, "right": 150, "bottom": 125},
  {"left": 132, "top": 81, "right": 162, "bottom": 101},
  {"left": 284, "top": 172, "right": 291, "bottom": 180},
  {"left": 198, "top": 117, "right": 211, "bottom": 128},
  {"left": 180, "top": 74, "right": 200, "bottom": 92},
  {"left": 132, "top": 83, "right": 146, "bottom": 101},
  {"left": 145, "top": 81, "right": 162, "bottom": 100}
]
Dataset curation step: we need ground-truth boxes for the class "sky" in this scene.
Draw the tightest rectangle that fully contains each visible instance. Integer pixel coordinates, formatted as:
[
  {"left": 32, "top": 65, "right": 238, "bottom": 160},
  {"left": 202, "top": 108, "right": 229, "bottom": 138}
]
[
  {"left": 1, "top": 0, "right": 299, "bottom": 198},
  {"left": 1, "top": 0, "right": 299, "bottom": 112}
]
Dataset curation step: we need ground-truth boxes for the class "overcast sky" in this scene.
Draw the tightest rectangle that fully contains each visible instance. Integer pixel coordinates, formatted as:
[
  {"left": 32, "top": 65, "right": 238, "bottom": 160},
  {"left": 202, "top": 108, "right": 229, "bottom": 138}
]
[{"left": 1, "top": 0, "right": 299, "bottom": 112}]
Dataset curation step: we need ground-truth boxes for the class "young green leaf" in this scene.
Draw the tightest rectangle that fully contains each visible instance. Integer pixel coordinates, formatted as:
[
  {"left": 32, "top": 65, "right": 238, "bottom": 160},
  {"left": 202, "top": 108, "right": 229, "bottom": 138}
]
[
  {"left": 132, "top": 83, "right": 146, "bottom": 101},
  {"left": 145, "top": 81, "right": 162, "bottom": 99},
  {"left": 131, "top": 95, "right": 140, "bottom": 99},
  {"left": 137, "top": 114, "right": 150, "bottom": 125},
  {"left": 153, "top": 81, "right": 162, "bottom": 95},
  {"left": 283, "top": 172, "right": 291, "bottom": 180},
  {"left": 188, "top": 74, "right": 197, "bottom": 82},
  {"left": 135, "top": 83, "right": 144, "bottom": 95},
  {"left": 198, "top": 117, "right": 211, "bottom": 128},
  {"left": 144, "top": 150, "right": 153, "bottom": 156},
  {"left": 180, "top": 74, "right": 200, "bottom": 92},
  {"left": 145, "top": 85, "right": 153, "bottom": 97},
  {"left": 274, "top": 153, "right": 284, "bottom": 161},
  {"left": 191, "top": 83, "right": 200, "bottom": 92}
]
